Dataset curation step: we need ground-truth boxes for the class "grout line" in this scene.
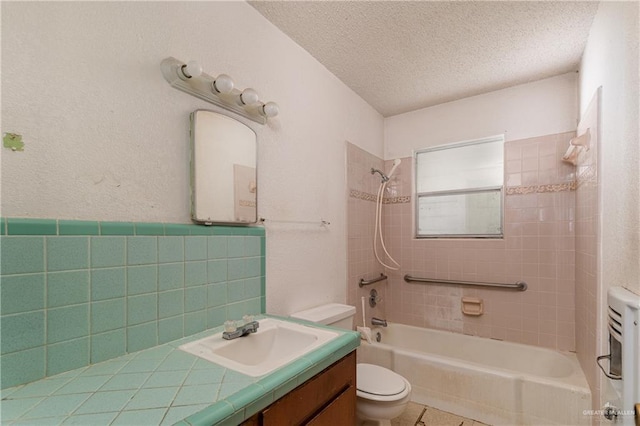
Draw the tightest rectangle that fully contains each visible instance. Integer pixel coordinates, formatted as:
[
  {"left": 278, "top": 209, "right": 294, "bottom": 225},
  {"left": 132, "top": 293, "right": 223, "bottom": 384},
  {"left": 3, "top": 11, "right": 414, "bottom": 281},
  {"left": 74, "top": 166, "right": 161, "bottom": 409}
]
[
  {"left": 87, "top": 235, "right": 93, "bottom": 368},
  {"left": 182, "top": 236, "right": 187, "bottom": 339},
  {"left": 124, "top": 236, "right": 129, "bottom": 355},
  {"left": 414, "top": 406, "right": 427, "bottom": 426},
  {"left": 156, "top": 235, "right": 161, "bottom": 345},
  {"left": 43, "top": 235, "right": 49, "bottom": 379}
]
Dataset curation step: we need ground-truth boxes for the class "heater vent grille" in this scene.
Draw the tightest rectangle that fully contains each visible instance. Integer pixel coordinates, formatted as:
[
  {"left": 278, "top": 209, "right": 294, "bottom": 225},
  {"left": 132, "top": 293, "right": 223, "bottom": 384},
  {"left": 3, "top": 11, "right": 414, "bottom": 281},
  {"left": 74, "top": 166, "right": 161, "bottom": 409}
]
[
  {"left": 608, "top": 306, "right": 623, "bottom": 339},
  {"left": 605, "top": 286, "right": 640, "bottom": 412}
]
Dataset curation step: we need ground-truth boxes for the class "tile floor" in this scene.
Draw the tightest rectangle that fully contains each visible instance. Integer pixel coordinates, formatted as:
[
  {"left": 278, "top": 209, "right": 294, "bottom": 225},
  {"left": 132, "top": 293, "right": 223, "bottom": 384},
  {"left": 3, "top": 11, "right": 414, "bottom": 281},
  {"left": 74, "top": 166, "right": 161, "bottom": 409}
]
[{"left": 391, "top": 402, "right": 490, "bottom": 426}]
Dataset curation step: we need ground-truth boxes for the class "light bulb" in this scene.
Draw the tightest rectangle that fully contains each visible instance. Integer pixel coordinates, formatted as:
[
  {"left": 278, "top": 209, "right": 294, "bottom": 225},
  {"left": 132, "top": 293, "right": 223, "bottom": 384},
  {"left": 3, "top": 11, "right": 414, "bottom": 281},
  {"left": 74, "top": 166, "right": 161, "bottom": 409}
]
[
  {"left": 212, "top": 74, "right": 234, "bottom": 94},
  {"left": 181, "top": 60, "right": 202, "bottom": 79},
  {"left": 239, "top": 88, "right": 259, "bottom": 106},
  {"left": 261, "top": 102, "right": 279, "bottom": 118}
]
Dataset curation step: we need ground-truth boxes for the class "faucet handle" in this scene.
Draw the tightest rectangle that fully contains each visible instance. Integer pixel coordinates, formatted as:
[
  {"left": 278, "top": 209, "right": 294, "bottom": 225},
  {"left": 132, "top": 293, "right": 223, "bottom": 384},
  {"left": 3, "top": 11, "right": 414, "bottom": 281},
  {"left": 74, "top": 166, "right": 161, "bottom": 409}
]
[
  {"left": 224, "top": 320, "right": 236, "bottom": 332},
  {"left": 242, "top": 314, "right": 254, "bottom": 324},
  {"left": 369, "top": 289, "right": 382, "bottom": 307}
]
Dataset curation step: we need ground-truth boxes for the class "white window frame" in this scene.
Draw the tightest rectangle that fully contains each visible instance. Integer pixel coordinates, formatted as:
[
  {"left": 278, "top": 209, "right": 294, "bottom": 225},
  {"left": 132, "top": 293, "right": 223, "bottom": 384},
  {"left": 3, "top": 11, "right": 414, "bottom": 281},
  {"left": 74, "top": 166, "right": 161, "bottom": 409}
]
[{"left": 414, "top": 135, "right": 505, "bottom": 239}]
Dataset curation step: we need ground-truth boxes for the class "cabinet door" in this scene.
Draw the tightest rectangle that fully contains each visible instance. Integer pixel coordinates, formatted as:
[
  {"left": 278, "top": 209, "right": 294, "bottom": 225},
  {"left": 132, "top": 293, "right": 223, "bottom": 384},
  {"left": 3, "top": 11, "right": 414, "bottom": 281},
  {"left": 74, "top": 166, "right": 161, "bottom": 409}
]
[
  {"left": 261, "top": 352, "right": 356, "bottom": 425},
  {"left": 306, "top": 385, "right": 356, "bottom": 425}
]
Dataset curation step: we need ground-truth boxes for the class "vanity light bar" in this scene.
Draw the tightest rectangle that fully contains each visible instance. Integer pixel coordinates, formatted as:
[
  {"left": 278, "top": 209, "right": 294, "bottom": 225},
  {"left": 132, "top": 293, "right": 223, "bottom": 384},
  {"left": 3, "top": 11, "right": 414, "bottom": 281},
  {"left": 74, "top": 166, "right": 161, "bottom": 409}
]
[{"left": 160, "top": 57, "right": 279, "bottom": 125}]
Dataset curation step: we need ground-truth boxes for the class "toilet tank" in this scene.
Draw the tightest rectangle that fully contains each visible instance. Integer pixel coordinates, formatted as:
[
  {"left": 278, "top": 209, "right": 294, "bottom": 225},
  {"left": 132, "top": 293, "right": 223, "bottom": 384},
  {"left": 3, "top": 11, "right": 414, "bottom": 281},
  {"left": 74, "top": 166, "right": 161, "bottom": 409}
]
[{"left": 290, "top": 303, "right": 356, "bottom": 330}]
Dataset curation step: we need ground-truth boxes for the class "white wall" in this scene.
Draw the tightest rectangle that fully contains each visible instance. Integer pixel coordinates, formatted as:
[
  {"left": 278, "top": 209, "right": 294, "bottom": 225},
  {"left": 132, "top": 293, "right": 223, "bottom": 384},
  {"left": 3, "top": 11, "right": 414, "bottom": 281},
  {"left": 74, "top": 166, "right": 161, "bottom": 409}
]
[
  {"left": 0, "top": 2, "right": 384, "bottom": 315},
  {"left": 578, "top": 0, "right": 640, "bottom": 409},
  {"left": 384, "top": 72, "right": 578, "bottom": 158},
  {"left": 580, "top": 1, "right": 640, "bottom": 297}
]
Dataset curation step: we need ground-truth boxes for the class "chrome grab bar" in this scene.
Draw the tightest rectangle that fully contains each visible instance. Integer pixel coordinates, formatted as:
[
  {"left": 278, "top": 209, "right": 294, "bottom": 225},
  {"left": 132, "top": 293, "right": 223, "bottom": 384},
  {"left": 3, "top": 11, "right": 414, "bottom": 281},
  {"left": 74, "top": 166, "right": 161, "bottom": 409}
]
[
  {"left": 359, "top": 273, "right": 388, "bottom": 288},
  {"left": 403, "top": 275, "right": 527, "bottom": 291}
]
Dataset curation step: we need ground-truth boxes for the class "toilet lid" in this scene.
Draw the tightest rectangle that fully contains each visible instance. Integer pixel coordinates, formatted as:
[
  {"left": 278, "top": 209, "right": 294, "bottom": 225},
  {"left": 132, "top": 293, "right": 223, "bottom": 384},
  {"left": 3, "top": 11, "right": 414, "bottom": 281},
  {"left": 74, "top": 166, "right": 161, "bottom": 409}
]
[{"left": 357, "top": 363, "right": 406, "bottom": 396}]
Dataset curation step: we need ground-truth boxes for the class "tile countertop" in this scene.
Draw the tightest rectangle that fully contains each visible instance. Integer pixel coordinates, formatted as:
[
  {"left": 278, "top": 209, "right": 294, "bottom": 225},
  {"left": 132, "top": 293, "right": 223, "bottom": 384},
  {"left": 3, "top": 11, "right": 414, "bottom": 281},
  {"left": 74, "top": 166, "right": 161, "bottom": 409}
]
[{"left": 0, "top": 315, "right": 360, "bottom": 425}]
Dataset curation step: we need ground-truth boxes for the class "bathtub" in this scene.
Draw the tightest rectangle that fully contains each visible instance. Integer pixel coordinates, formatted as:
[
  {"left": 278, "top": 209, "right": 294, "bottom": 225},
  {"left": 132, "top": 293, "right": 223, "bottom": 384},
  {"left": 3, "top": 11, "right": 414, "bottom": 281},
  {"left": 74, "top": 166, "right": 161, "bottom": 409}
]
[{"left": 356, "top": 323, "right": 591, "bottom": 425}]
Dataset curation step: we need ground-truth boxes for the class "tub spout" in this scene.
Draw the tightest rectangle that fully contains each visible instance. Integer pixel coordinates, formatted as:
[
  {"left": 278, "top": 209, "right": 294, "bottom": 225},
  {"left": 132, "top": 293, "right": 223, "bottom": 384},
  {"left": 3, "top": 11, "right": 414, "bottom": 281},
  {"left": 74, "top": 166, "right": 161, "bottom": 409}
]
[{"left": 371, "top": 317, "right": 387, "bottom": 327}]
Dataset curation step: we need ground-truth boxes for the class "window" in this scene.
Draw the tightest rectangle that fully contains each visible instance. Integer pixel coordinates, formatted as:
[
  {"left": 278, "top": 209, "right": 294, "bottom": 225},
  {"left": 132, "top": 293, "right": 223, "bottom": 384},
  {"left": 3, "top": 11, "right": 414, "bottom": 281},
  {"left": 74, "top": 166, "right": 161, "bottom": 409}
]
[{"left": 415, "top": 135, "right": 504, "bottom": 238}]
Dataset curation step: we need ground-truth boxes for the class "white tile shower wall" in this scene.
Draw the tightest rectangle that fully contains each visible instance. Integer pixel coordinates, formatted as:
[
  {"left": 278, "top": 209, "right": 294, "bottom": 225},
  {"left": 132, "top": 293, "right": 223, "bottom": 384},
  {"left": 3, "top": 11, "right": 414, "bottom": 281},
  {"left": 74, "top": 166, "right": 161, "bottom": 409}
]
[{"left": 347, "top": 132, "right": 578, "bottom": 351}]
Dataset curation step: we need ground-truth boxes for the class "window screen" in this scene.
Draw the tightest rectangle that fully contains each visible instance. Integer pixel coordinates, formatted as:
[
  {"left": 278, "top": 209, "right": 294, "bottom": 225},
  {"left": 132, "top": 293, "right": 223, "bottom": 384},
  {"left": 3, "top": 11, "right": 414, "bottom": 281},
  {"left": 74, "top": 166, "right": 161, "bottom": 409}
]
[{"left": 415, "top": 135, "right": 504, "bottom": 237}]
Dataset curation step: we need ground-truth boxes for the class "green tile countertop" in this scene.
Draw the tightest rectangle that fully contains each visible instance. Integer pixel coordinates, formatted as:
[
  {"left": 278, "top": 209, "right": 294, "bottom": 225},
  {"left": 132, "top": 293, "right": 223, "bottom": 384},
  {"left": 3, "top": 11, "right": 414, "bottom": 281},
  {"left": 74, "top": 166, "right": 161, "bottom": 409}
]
[{"left": 0, "top": 315, "right": 360, "bottom": 425}]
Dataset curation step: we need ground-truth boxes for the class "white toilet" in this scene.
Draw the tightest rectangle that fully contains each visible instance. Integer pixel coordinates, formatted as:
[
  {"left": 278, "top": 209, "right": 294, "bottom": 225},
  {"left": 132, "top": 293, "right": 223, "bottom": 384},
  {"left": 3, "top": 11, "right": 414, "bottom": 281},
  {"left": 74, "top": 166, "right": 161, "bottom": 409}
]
[{"left": 291, "top": 303, "right": 412, "bottom": 426}]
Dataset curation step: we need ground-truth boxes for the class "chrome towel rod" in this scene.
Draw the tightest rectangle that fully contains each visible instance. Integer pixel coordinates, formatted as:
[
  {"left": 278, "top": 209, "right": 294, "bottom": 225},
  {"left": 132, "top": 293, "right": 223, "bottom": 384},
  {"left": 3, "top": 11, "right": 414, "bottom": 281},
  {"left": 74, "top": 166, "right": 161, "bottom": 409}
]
[
  {"left": 359, "top": 274, "right": 388, "bottom": 288},
  {"left": 258, "top": 217, "right": 330, "bottom": 226},
  {"left": 403, "top": 275, "right": 527, "bottom": 291}
]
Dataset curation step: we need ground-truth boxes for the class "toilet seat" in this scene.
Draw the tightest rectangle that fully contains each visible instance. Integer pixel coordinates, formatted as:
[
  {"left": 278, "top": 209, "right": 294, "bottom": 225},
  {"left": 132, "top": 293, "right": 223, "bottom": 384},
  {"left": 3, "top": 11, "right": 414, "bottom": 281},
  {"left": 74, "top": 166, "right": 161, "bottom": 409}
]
[{"left": 356, "top": 363, "right": 410, "bottom": 402}]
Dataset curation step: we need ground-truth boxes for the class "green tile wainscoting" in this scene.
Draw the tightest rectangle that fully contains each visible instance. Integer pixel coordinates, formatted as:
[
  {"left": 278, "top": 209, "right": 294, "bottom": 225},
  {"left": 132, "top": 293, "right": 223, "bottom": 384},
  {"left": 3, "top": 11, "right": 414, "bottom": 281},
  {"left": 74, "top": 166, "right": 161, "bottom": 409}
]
[{"left": 0, "top": 218, "right": 266, "bottom": 389}]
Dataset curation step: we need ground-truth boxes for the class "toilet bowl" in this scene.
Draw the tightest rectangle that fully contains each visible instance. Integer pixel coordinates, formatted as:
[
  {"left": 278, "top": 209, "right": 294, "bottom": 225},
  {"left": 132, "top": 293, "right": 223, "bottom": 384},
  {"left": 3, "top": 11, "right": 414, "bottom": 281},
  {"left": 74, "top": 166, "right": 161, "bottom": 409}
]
[
  {"left": 356, "top": 363, "right": 412, "bottom": 425},
  {"left": 290, "top": 304, "right": 412, "bottom": 425}
]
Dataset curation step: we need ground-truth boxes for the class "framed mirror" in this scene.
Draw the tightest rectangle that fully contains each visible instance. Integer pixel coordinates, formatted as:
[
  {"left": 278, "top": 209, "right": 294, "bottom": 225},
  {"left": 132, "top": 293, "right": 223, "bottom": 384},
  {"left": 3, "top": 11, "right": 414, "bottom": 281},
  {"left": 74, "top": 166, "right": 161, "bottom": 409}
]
[{"left": 190, "top": 110, "right": 257, "bottom": 224}]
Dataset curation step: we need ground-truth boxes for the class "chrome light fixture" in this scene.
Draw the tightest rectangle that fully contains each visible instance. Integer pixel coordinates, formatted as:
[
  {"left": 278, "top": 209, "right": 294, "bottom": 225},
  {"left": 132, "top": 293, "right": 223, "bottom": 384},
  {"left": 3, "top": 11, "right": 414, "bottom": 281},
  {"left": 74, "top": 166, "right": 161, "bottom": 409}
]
[
  {"left": 261, "top": 102, "right": 279, "bottom": 118},
  {"left": 211, "top": 74, "right": 234, "bottom": 94},
  {"left": 160, "top": 57, "right": 279, "bottom": 124},
  {"left": 238, "top": 88, "right": 259, "bottom": 106},
  {"left": 179, "top": 60, "right": 203, "bottom": 80}
]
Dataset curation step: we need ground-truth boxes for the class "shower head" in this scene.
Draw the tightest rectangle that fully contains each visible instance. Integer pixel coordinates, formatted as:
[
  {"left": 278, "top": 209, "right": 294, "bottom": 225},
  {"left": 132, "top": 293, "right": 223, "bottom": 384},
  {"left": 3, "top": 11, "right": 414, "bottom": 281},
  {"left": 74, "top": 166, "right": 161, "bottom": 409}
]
[
  {"left": 371, "top": 168, "right": 389, "bottom": 183},
  {"left": 370, "top": 158, "right": 402, "bottom": 183}
]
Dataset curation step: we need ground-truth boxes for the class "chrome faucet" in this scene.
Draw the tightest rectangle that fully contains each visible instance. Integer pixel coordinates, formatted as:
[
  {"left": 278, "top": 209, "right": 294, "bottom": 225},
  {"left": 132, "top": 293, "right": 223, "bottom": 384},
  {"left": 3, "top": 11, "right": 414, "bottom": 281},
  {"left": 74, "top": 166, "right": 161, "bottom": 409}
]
[
  {"left": 222, "top": 320, "right": 260, "bottom": 340},
  {"left": 371, "top": 317, "right": 387, "bottom": 327}
]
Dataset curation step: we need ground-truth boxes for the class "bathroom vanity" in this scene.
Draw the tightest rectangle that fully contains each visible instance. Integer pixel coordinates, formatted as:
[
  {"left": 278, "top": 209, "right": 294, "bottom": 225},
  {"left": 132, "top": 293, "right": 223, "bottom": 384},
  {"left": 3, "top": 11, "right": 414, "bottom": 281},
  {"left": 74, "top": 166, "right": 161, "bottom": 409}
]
[
  {"left": 241, "top": 351, "right": 356, "bottom": 425},
  {"left": 0, "top": 316, "right": 359, "bottom": 425}
]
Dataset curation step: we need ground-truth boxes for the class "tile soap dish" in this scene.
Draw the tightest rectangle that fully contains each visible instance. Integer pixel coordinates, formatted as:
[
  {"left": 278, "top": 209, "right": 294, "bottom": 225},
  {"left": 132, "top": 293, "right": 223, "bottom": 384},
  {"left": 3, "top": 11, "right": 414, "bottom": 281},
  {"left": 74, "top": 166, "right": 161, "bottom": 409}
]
[{"left": 461, "top": 297, "right": 483, "bottom": 316}]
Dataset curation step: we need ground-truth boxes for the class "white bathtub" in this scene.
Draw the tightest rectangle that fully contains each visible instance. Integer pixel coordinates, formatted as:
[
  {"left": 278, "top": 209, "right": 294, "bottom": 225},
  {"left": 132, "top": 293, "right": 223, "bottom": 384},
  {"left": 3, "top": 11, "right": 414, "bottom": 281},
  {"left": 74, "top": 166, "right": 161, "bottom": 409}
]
[{"left": 357, "top": 323, "right": 591, "bottom": 425}]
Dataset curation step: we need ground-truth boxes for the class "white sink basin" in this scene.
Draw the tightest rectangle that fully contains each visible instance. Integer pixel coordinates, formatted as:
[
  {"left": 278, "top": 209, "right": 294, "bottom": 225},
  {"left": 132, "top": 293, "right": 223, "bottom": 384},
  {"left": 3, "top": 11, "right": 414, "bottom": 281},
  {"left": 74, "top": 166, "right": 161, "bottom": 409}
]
[{"left": 178, "top": 318, "right": 339, "bottom": 377}]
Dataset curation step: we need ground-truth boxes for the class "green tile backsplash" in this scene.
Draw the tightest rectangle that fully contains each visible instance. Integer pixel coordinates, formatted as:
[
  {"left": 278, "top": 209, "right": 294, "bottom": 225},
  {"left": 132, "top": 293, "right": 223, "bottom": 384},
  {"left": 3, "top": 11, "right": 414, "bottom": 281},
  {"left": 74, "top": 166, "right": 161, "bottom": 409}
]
[
  {"left": 91, "top": 330, "right": 126, "bottom": 364},
  {"left": 0, "top": 219, "right": 266, "bottom": 389},
  {"left": 47, "top": 271, "right": 90, "bottom": 308},
  {"left": 1, "top": 237, "right": 45, "bottom": 275},
  {"left": 46, "top": 237, "right": 89, "bottom": 271},
  {"left": 47, "top": 338, "right": 89, "bottom": 376},
  {"left": 1, "top": 273, "right": 45, "bottom": 315},
  {"left": 1, "top": 311, "right": 45, "bottom": 354}
]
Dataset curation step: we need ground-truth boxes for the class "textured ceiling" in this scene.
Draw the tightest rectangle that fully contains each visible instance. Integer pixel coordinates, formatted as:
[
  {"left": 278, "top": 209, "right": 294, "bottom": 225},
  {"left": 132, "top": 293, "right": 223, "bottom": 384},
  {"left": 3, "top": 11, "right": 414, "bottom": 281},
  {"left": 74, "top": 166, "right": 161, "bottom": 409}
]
[{"left": 249, "top": 1, "right": 599, "bottom": 117}]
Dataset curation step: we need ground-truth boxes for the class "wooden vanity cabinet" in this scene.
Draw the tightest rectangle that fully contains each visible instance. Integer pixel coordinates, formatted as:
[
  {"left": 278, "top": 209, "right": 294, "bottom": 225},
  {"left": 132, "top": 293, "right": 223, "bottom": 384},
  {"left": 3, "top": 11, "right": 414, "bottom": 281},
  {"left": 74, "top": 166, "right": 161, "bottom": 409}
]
[{"left": 241, "top": 351, "right": 356, "bottom": 426}]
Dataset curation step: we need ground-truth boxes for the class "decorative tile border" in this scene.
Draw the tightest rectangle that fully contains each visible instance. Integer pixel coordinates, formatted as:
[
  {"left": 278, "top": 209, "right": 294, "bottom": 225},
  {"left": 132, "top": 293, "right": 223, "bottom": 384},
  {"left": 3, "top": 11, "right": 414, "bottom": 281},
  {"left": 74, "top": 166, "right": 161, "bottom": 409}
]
[
  {"left": 349, "top": 189, "right": 377, "bottom": 202},
  {"left": 349, "top": 189, "right": 411, "bottom": 204},
  {"left": 383, "top": 196, "right": 411, "bottom": 204},
  {"left": 505, "top": 181, "right": 577, "bottom": 195},
  {"left": 0, "top": 218, "right": 265, "bottom": 237}
]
